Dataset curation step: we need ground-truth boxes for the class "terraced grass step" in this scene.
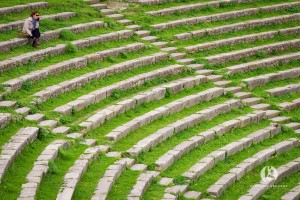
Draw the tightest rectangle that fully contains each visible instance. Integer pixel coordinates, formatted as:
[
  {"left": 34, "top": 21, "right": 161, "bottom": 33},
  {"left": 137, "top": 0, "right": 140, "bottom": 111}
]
[
  {"left": 151, "top": 2, "right": 300, "bottom": 30},
  {"left": 57, "top": 145, "right": 109, "bottom": 200},
  {"left": 155, "top": 111, "right": 266, "bottom": 171},
  {"left": 281, "top": 183, "right": 300, "bottom": 200},
  {"left": 267, "top": 83, "right": 300, "bottom": 96},
  {"left": 0, "top": 113, "right": 11, "bottom": 128},
  {"left": 146, "top": 0, "right": 250, "bottom": 16},
  {"left": 0, "top": 127, "right": 39, "bottom": 183},
  {"left": 174, "top": 13, "right": 300, "bottom": 41},
  {"left": 0, "top": 2, "right": 48, "bottom": 15},
  {"left": 205, "top": 39, "right": 300, "bottom": 65},
  {"left": 92, "top": 158, "right": 134, "bottom": 200},
  {"left": 239, "top": 154, "right": 300, "bottom": 200},
  {"left": 0, "top": 21, "right": 104, "bottom": 52},
  {"left": 3, "top": 43, "right": 145, "bottom": 92},
  {"left": 0, "top": 30, "right": 133, "bottom": 73},
  {"left": 185, "top": 26, "right": 300, "bottom": 54},
  {"left": 53, "top": 63, "right": 184, "bottom": 114},
  {"left": 243, "top": 67, "right": 300, "bottom": 90},
  {"left": 208, "top": 138, "right": 299, "bottom": 198},
  {"left": 227, "top": 52, "right": 300, "bottom": 75},
  {"left": 182, "top": 123, "right": 280, "bottom": 181},
  {"left": 127, "top": 99, "right": 242, "bottom": 156},
  {"left": 80, "top": 76, "right": 207, "bottom": 130},
  {"left": 128, "top": 171, "right": 160, "bottom": 199},
  {"left": 278, "top": 98, "right": 300, "bottom": 111},
  {"left": 0, "top": 12, "right": 76, "bottom": 32},
  {"left": 19, "top": 140, "right": 69, "bottom": 199},
  {"left": 106, "top": 86, "right": 221, "bottom": 142}
]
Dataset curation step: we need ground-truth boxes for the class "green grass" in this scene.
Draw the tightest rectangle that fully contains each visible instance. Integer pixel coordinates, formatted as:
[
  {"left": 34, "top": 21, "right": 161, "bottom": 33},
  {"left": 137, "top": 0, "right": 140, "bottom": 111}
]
[
  {"left": 2, "top": 46, "right": 159, "bottom": 101},
  {"left": 188, "top": 128, "right": 299, "bottom": 198},
  {"left": 125, "top": 0, "right": 299, "bottom": 26},
  {"left": 107, "top": 169, "right": 141, "bottom": 200},
  {"left": 161, "top": 120, "right": 271, "bottom": 178},
  {"left": 109, "top": 95, "right": 234, "bottom": 152},
  {"left": 220, "top": 145, "right": 300, "bottom": 200},
  {"left": 66, "top": 80, "right": 215, "bottom": 128},
  {"left": 36, "top": 142, "right": 87, "bottom": 200},
  {"left": 83, "top": 82, "right": 215, "bottom": 143},
  {"left": 143, "top": 8, "right": 300, "bottom": 41},
  {"left": 0, "top": 133, "right": 64, "bottom": 200},
  {"left": 72, "top": 156, "right": 116, "bottom": 200},
  {"left": 136, "top": 106, "right": 253, "bottom": 166}
]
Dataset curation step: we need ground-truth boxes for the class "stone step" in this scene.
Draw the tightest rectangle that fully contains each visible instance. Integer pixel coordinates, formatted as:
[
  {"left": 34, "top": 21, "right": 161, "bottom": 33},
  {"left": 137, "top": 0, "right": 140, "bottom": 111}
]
[
  {"left": 234, "top": 92, "right": 252, "bottom": 99},
  {"left": 251, "top": 103, "right": 270, "bottom": 110},
  {"left": 151, "top": 3, "right": 300, "bottom": 30},
  {"left": 285, "top": 122, "right": 300, "bottom": 130},
  {"left": 214, "top": 80, "right": 231, "bottom": 87},
  {"left": 207, "top": 74, "right": 223, "bottom": 82},
  {"left": 207, "top": 39, "right": 300, "bottom": 65},
  {"left": 0, "top": 113, "right": 11, "bottom": 128},
  {"left": 19, "top": 140, "right": 69, "bottom": 200},
  {"left": 0, "top": 100, "right": 16, "bottom": 108},
  {"left": 52, "top": 126, "right": 70, "bottom": 134},
  {"left": 15, "top": 107, "right": 31, "bottom": 116},
  {"left": 295, "top": 129, "right": 300, "bottom": 134},
  {"left": 242, "top": 97, "right": 261, "bottom": 106},
  {"left": 0, "top": 127, "right": 39, "bottom": 183},
  {"left": 159, "top": 177, "right": 174, "bottom": 186},
  {"left": 174, "top": 14, "right": 300, "bottom": 41},
  {"left": 25, "top": 113, "right": 45, "bottom": 122},
  {"left": 66, "top": 132, "right": 84, "bottom": 139},
  {"left": 107, "top": 14, "right": 124, "bottom": 20},
  {"left": 90, "top": 3, "right": 107, "bottom": 9},
  {"left": 100, "top": 8, "right": 115, "bottom": 15},
  {"left": 141, "top": 36, "right": 158, "bottom": 42},
  {"left": 126, "top": 24, "right": 141, "bottom": 31},
  {"left": 265, "top": 110, "right": 280, "bottom": 119},
  {"left": 187, "top": 64, "right": 204, "bottom": 70},
  {"left": 80, "top": 76, "right": 206, "bottom": 130},
  {"left": 184, "top": 191, "right": 202, "bottom": 200},
  {"left": 177, "top": 58, "right": 194, "bottom": 65},
  {"left": 80, "top": 139, "right": 97, "bottom": 146},
  {"left": 152, "top": 41, "right": 168, "bottom": 48},
  {"left": 170, "top": 52, "right": 186, "bottom": 60},
  {"left": 270, "top": 116, "right": 291, "bottom": 123},
  {"left": 267, "top": 83, "right": 300, "bottom": 97},
  {"left": 196, "top": 69, "right": 214, "bottom": 75},
  {"left": 185, "top": 26, "right": 300, "bottom": 54},
  {"left": 135, "top": 30, "right": 151, "bottom": 37},
  {"left": 39, "top": 120, "right": 58, "bottom": 129},
  {"left": 225, "top": 86, "right": 242, "bottom": 94},
  {"left": 161, "top": 47, "right": 178, "bottom": 53},
  {"left": 118, "top": 19, "right": 133, "bottom": 25},
  {"left": 0, "top": 2, "right": 49, "bottom": 15}
]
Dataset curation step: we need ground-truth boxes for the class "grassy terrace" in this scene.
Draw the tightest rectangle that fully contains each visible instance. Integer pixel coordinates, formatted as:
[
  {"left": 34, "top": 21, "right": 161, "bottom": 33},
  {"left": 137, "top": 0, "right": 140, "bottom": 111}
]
[
  {"left": 1, "top": 0, "right": 300, "bottom": 200},
  {"left": 125, "top": 0, "right": 299, "bottom": 25},
  {"left": 142, "top": 8, "right": 300, "bottom": 41}
]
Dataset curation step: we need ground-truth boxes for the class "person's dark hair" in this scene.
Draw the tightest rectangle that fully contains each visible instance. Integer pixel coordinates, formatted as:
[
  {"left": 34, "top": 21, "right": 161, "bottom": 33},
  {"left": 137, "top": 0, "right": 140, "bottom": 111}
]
[{"left": 30, "top": 11, "right": 39, "bottom": 17}]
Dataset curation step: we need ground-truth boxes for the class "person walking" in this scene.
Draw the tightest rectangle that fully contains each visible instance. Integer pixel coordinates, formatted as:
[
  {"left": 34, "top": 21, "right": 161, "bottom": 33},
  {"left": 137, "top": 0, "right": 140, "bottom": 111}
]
[{"left": 22, "top": 11, "right": 41, "bottom": 48}]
